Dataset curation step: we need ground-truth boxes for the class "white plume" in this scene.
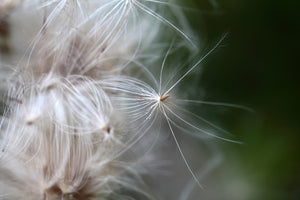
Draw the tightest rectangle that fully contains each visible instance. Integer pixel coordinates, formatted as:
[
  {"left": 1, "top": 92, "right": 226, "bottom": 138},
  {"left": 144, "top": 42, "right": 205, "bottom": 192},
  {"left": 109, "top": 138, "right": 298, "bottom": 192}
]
[{"left": 0, "top": 1, "right": 236, "bottom": 200}]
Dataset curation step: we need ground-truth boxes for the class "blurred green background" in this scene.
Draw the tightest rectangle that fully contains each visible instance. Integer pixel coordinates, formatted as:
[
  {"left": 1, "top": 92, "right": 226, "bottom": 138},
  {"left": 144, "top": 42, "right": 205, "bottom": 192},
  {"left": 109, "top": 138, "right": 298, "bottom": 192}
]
[{"left": 183, "top": 0, "right": 300, "bottom": 199}]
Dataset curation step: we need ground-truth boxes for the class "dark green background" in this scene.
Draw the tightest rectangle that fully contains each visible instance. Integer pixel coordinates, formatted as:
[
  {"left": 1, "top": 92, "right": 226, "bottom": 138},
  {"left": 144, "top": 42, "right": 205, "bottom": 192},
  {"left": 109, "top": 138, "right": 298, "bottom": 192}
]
[{"left": 182, "top": 0, "right": 300, "bottom": 199}]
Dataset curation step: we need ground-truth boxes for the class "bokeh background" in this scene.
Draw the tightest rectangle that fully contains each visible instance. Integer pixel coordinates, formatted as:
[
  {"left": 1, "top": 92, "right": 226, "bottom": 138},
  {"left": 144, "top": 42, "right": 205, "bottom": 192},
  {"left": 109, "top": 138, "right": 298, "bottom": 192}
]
[{"left": 182, "top": 0, "right": 300, "bottom": 199}]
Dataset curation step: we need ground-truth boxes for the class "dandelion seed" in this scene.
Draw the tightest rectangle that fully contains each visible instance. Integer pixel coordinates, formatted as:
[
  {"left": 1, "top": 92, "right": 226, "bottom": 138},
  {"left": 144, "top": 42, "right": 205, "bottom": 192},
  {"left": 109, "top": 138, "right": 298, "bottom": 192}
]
[
  {"left": 0, "top": 1, "right": 244, "bottom": 199},
  {"left": 159, "top": 94, "right": 169, "bottom": 102}
]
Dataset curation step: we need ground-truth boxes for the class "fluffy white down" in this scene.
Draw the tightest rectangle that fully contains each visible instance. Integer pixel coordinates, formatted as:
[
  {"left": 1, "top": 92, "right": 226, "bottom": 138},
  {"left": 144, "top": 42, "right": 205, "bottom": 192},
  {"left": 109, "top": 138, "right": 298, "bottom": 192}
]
[{"left": 0, "top": 1, "right": 230, "bottom": 200}]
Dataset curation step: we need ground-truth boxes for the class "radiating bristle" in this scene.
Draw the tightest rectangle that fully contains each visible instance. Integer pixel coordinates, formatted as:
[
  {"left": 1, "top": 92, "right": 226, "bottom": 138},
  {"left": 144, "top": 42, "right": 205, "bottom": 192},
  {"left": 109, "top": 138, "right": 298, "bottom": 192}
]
[{"left": 0, "top": 1, "right": 236, "bottom": 200}]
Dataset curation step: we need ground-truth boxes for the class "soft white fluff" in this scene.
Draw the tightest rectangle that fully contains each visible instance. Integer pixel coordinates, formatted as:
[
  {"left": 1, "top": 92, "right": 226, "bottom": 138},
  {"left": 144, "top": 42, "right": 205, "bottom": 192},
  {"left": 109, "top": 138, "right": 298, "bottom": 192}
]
[{"left": 0, "top": 1, "right": 237, "bottom": 200}]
